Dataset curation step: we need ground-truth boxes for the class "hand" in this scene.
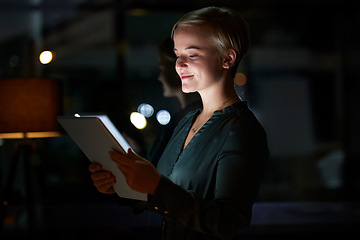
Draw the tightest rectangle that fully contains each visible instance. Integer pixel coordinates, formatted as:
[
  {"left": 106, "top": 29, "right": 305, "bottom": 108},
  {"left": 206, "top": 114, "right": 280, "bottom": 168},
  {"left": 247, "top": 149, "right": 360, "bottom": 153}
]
[
  {"left": 109, "top": 148, "right": 161, "bottom": 195},
  {"left": 88, "top": 163, "right": 116, "bottom": 194}
]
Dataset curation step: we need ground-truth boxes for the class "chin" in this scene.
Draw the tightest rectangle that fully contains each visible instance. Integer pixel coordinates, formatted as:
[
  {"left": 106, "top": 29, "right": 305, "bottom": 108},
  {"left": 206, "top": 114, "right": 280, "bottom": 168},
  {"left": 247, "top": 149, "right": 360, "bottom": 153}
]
[
  {"left": 182, "top": 86, "right": 196, "bottom": 94},
  {"left": 182, "top": 89, "right": 196, "bottom": 94}
]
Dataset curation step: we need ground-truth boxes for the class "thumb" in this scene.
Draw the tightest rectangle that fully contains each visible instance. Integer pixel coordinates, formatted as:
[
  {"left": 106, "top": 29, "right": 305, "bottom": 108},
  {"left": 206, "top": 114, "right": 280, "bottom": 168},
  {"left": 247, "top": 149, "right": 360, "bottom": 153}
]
[{"left": 127, "top": 148, "right": 136, "bottom": 156}]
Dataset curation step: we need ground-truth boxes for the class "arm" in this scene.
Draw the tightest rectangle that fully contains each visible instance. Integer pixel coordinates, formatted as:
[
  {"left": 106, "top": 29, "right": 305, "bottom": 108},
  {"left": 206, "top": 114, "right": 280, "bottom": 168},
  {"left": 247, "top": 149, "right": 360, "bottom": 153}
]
[
  {"left": 106, "top": 117, "right": 268, "bottom": 238},
  {"left": 146, "top": 125, "right": 268, "bottom": 239},
  {"left": 88, "top": 160, "right": 150, "bottom": 214}
]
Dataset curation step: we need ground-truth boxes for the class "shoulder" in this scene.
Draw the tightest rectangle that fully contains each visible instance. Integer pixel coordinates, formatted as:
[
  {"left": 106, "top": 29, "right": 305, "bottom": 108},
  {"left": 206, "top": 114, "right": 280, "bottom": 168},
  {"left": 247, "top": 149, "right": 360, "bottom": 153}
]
[
  {"left": 224, "top": 101, "right": 265, "bottom": 133},
  {"left": 221, "top": 102, "right": 269, "bottom": 155}
]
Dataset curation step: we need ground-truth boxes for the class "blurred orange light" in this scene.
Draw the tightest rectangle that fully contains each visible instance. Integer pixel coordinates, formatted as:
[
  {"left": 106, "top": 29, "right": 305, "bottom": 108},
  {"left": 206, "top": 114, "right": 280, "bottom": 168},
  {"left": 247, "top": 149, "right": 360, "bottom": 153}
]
[{"left": 234, "top": 72, "right": 247, "bottom": 86}]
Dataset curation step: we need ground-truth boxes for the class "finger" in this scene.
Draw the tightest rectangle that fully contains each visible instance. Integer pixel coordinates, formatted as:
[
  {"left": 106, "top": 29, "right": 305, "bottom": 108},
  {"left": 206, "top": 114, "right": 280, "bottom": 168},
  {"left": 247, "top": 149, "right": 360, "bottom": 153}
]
[
  {"left": 91, "top": 171, "right": 114, "bottom": 181},
  {"left": 103, "top": 187, "right": 115, "bottom": 194},
  {"left": 97, "top": 182, "right": 116, "bottom": 194},
  {"left": 94, "top": 176, "right": 115, "bottom": 187},
  {"left": 127, "top": 148, "right": 137, "bottom": 157},
  {"left": 128, "top": 148, "right": 149, "bottom": 164},
  {"left": 109, "top": 151, "right": 134, "bottom": 168},
  {"left": 93, "top": 175, "right": 116, "bottom": 192},
  {"left": 116, "top": 163, "right": 130, "bottom": 180},
  {"left": 88, "top": 163, "right": 102, "bottom": 172},
  {"left": 104, "top": 188, "right": 115, "bottom": 194}
]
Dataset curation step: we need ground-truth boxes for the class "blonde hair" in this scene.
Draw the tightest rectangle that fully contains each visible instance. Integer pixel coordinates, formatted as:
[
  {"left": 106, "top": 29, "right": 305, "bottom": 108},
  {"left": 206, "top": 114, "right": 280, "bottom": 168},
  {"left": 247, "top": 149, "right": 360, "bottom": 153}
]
[{"left": 171, "top": 6, "right": 250, "bottom": 78}]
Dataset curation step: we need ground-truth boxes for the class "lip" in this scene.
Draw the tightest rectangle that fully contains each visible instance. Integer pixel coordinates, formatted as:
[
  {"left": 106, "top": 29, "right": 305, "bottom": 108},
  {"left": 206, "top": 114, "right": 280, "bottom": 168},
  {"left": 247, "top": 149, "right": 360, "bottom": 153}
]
[{"left": 180, "top": 74, "right": 194, "bottom": 80}]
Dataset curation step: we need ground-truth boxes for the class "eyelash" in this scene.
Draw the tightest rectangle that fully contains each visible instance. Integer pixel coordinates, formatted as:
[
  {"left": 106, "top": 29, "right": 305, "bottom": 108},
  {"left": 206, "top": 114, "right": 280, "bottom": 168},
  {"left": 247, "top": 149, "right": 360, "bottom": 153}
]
[{"left": 175, "top": 54, "right": 198, "bottom": 59}]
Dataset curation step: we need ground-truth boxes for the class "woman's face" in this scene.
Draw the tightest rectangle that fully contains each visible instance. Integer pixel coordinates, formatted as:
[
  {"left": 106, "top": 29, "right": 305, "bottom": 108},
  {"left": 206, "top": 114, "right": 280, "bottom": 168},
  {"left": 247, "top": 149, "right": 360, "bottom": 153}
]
[{"left": 173, "top": 25, "right": 225, "bottom": 94}]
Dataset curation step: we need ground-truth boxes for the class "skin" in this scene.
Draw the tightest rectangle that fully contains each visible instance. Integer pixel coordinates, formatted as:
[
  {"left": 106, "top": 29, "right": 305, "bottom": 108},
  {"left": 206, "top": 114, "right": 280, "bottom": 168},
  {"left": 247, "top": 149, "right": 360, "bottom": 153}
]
[
  {"left": 89, "top": 148, "right": 161, "bottom": 195},
  {"left": 158, "top": 53, "right": 200, "bottom": 109},
  {"left": 174, "top": 24, "right": 239, "bottom": 150},
  {"left": 89, "top": 23, "right": 239, "bottom": 196}
]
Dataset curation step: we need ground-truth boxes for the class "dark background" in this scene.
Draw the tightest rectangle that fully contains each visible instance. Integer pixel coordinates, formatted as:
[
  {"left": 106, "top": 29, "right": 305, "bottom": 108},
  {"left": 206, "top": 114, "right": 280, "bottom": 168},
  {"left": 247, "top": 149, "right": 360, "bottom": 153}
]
[{"left": 0, "top": 0, "right": 359, "bottom": 239}]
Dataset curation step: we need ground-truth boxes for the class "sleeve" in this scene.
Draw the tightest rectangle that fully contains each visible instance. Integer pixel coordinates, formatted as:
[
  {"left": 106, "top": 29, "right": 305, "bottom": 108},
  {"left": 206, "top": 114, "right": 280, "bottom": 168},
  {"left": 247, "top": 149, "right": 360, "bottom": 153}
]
[
  {"left": 146, "top": 121, "right": 269, "bottom": 239},
  {"left": 114, "top": 196, "right": 147, "bottom": 215}
]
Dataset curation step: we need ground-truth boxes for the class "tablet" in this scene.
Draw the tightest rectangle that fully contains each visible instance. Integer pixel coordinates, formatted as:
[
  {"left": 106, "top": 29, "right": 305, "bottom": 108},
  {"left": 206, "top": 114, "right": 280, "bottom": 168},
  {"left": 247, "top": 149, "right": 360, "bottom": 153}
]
[{"left": 57, "top": 115, "right": 147, "bottom": 201}]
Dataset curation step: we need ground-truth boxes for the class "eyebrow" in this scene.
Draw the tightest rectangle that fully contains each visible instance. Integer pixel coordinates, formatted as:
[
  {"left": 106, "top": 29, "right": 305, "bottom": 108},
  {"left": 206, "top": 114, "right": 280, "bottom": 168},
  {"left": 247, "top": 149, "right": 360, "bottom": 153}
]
[{"left": 174, "top": 46, "right": 201, "bottom": 51}]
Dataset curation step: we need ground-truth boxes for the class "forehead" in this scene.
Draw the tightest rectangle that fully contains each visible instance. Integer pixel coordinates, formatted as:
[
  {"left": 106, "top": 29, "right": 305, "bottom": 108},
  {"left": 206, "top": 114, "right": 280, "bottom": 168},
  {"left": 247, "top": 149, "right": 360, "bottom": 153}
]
[{"left": 173, "top": 25, "right": 216, "bottom": 50}]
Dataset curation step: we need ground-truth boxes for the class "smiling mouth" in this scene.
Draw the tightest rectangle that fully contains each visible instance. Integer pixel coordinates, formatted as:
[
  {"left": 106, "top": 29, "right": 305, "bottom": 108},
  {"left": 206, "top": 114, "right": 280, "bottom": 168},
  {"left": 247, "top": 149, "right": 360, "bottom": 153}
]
[{"left": 180, "top": 74, "right": 194, "bottom": 80}]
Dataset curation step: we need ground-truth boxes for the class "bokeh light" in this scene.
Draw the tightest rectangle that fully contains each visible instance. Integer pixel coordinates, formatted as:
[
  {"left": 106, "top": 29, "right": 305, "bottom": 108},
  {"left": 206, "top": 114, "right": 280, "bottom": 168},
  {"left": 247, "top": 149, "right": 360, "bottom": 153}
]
[
  {"left": 234, "top": 72, "right": 247, "bottom": 86},
  {"left": 156, "top": 110, "right": 171, "bottom": 125},
  {"left": 137, "top": 103, "right": 154, "bottom": 118},
  {"left": 130, "top": 112, "right": 147, "bottom": 129},
  {"left": 39, "top": 51, "right": 53, "bottom": 64}
]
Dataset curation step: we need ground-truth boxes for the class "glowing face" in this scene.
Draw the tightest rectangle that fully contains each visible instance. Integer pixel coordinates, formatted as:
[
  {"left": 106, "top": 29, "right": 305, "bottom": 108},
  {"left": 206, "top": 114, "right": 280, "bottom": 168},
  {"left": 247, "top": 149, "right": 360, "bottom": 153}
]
[{"left": 173, "top": 25, "right": 225, "bottom": 94}]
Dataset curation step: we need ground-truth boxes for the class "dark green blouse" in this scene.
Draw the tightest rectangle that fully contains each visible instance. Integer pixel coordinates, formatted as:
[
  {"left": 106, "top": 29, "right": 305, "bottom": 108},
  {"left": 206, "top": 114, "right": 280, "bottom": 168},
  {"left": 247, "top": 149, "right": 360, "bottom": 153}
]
[{"left": 146, "top": 101, "right": 269, "bottom": 240}]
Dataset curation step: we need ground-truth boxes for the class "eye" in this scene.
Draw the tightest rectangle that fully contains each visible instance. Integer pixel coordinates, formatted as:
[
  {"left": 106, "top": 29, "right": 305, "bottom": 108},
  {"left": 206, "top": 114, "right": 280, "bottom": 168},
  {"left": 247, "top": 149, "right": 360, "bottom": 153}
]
[{"left": 189, "top": 54, "right": 198, "bottom": 58}]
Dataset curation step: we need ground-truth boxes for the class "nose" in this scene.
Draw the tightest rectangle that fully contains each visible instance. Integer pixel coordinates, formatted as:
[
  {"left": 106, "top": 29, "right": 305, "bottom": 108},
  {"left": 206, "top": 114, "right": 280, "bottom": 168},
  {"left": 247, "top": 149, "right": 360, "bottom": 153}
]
[{"left": 175, "top": 56, "right": 187, "bottom": 68}]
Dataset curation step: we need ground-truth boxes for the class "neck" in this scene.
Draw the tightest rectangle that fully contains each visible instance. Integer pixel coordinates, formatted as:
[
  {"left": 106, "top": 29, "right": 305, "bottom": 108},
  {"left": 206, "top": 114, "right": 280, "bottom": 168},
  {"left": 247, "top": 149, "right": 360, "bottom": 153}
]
[
  {"left": 176, "top": 91, "right": 200, "bottom": 109},
  {"left": 200, "top": 89, "right": 239, "bottom": 116},
  {"left": 190, "top": 91, "right": 239, "bottom": 134}
]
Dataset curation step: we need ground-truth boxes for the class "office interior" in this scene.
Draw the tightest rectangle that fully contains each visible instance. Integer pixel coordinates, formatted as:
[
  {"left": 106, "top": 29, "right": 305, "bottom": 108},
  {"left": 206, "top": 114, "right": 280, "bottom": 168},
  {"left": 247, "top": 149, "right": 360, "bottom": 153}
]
[{"left": 0, "top": 0, "right": 359, "bottom": 239}]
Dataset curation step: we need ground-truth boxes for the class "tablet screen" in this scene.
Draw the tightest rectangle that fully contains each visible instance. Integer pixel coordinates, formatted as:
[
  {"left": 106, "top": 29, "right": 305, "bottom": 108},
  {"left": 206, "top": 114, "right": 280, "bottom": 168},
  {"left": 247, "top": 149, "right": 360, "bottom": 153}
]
[{"left": 57, "top": 115, "right": 147, "bottom": 201}]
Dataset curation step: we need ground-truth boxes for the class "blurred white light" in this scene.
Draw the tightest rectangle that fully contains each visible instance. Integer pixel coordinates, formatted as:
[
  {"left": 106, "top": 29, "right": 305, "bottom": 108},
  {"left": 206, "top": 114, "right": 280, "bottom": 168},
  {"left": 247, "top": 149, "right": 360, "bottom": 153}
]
[
  {"left": 130, "top": 112, "right": 147, "bottom": 129},
  {"left": 39, "top": 51, "right": 53, "bottom": 64},
  {"left": 137, "top": 103, "right": 154, "bottom": 118},
  {"left": 156, "top": 110, "right": 171, "bottom": 125},
  {"left": 74, "top": 113, "right": 80, "bottom": 117}
]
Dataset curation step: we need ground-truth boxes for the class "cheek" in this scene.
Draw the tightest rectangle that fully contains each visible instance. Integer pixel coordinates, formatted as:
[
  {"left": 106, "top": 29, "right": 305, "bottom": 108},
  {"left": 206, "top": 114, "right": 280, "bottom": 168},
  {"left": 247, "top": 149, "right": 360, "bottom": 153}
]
[
  {"left": 202, "top": 62, "right": 221, "bottom": 77},
  {"left": 208, "top": 58, "right": 225, "bottom": 75},
  {"left": 175, "top": 66, "right": 181, "bottom": 75}
]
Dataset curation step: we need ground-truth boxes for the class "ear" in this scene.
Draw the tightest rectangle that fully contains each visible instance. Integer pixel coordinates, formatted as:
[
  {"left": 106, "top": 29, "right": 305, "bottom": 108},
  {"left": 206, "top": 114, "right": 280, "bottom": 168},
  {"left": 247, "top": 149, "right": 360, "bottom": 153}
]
[{"left": 222, "top": 49, "right": 237, "bottom": 69}]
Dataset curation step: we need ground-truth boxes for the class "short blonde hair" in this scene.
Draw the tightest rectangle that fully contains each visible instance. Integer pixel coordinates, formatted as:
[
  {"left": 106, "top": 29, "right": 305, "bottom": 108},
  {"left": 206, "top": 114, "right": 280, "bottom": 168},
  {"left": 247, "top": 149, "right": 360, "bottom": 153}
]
[{"left": 171, "top": 6, "right": 250, "bottom": 78}]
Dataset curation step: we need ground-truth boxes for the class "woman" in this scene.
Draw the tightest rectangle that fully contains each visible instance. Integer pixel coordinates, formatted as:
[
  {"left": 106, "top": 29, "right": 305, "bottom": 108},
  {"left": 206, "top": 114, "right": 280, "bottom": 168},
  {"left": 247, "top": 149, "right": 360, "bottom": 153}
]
[
  {"left": 148, "top": 37, "right": 202, "bottom": 166},
  {"left": 89, "top": 6, "right": 269, "bottom": 240}
]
